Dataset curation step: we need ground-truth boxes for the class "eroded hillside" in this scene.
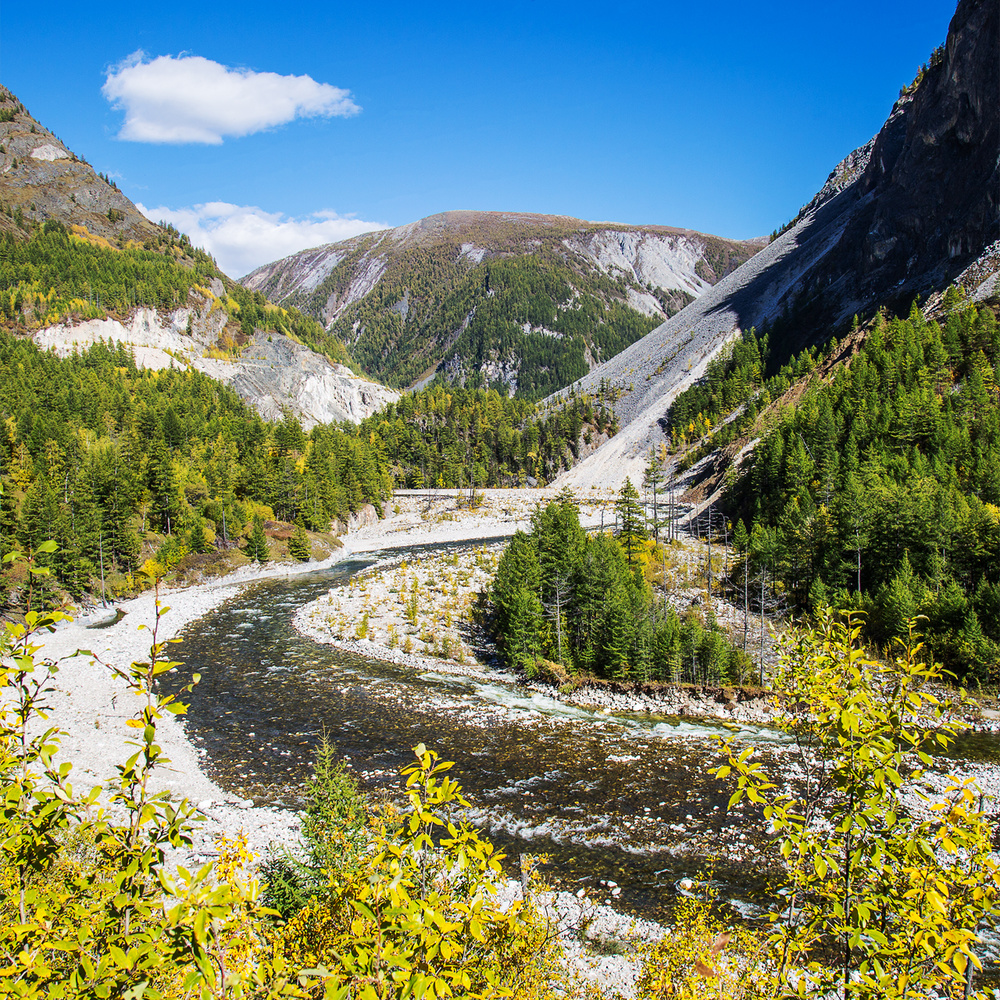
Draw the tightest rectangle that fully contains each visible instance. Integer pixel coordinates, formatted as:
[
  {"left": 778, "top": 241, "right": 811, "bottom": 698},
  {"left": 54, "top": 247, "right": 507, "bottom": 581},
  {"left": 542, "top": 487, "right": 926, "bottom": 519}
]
[
  {"left": 242, "top": 210, "right": 763, "bottom": 398},
  {"left": 0, "top": 89, "right": 398, "bottom": 428},
  {"left": 552, "top": 0, "right": 999, "bottom": 491}
]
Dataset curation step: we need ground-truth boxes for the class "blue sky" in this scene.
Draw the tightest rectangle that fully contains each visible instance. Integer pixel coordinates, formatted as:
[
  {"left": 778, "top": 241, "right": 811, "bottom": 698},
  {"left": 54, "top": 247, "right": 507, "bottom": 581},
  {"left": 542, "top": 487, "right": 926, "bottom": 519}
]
[{"left": 4, "top": 0, "right": 956, "bottom": 277}]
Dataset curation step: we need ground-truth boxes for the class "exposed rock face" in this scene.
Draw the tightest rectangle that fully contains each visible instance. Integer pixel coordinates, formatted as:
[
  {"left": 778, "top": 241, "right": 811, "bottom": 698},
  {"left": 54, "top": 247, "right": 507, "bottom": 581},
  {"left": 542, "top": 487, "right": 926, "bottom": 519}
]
[
  {"left": 825, "top": 0, "right": 998, "bottom": 317},
  {"left": 207, "top": 330, "right": 399, "bottom": 426},
  {"left": 553, "top": 0, "right": 999, "bottom": 490},
  {"left": 33, "top": 304, "right": 399, "bottom": 430},
  {"left": 242, "top": 211, "right": 763, "bottom": 394}
]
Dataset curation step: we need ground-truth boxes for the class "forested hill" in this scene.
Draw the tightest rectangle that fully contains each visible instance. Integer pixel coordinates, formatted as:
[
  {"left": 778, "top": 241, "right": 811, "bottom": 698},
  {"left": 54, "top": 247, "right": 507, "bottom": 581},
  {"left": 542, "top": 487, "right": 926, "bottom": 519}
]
[
  {"left": 0, "top": 331, "right": 393, "bottom": 605},
  {"left": 665, "top": 293, "right": 1000, "bottom": 683},
  {"left": 0, "top": 86, "right": 404, "bottom": 428},
  {"left": 242, "top": 211, "right": 763, "bottom": 399}
]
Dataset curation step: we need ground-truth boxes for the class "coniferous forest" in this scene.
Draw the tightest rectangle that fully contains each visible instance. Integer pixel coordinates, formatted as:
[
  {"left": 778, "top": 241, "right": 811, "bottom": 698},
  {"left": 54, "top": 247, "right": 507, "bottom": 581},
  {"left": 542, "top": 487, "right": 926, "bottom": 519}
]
[
  {"left": 489, "top": 486, "right": 753, "bottom": 683},
  {"left": 355, "top": 383, "right": 617, "bottom": 488},
  {"left": 0, "top": 332, "right": 392, "bottom": 603},
  {"left": 667, "top": 294, "right": 1000, "bottom": 682},
  {"left": 0, "top": 330, "right": 617, "bottom": 606}
]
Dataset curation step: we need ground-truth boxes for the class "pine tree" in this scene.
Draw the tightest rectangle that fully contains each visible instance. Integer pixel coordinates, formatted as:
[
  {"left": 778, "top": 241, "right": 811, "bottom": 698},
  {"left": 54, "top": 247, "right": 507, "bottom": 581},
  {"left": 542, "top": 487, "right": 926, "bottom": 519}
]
[
  {"left": 188, "top": 520, "right": 210, "bottom": 554},
  {"left": 246, "top": 515, "right": 269, "bottom": 564},
  {"left": 289, "top": 522, "right": 311, "bottom": 562}
]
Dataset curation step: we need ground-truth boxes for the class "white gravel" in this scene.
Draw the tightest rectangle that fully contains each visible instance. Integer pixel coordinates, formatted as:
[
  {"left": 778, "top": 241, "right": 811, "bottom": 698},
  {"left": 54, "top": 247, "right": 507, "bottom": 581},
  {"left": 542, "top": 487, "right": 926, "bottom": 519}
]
[{"left": 19, "top": 492, "right": 599, "bottom": 866}]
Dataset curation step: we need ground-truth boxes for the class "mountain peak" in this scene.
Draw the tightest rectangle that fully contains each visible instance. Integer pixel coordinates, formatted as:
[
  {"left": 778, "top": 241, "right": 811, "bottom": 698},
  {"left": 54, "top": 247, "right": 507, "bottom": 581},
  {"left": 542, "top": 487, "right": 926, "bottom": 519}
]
[
  {"left": 242, "top": 210, "right": 762, "bottom": 397},
  {"left": 0, "top": 87, "right": 160, "bottom": 245}
]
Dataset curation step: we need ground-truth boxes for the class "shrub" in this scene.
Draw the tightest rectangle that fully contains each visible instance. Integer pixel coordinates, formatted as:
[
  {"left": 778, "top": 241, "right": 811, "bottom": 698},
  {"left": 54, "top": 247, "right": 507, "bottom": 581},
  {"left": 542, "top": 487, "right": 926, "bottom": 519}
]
[
  {"left": 713, "top": 610, "right": 1000, "bottom": 998},
  {"left": 272, "top": 744, "right": 563, "bottom": 999},
  {"left": 0, "top": 549, "right": 303, "bottom": 997}
]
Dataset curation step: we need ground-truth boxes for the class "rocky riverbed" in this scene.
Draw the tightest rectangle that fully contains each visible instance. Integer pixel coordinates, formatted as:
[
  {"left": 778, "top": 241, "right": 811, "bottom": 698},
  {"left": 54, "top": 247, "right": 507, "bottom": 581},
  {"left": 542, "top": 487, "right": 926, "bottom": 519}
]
[{"left": 23, "top": 489, "right": 1000, "bottom": 995}]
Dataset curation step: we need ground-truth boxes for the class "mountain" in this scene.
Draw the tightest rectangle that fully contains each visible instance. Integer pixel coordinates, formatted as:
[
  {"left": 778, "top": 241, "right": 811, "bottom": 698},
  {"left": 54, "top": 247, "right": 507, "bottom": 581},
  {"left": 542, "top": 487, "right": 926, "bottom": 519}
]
[
  {"left": 553, "top": 0, "right": 999, "bottom": 491},
  {"left": 0, "top": 89, "right": 159, "bottom": 245},
  {"left": 241, "top": 211, "right": 763, "bottom": 399},
  {"left": 0, "top": 87, "right": 398, "bottom": 428}
]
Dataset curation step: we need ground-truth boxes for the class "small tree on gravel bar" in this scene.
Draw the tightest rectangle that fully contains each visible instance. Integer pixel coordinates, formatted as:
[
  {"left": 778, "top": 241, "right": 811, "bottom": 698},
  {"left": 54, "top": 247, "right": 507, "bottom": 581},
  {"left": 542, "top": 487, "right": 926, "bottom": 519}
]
[{"left": 713, "top": 610, "right": 1000, "bottom": 999}]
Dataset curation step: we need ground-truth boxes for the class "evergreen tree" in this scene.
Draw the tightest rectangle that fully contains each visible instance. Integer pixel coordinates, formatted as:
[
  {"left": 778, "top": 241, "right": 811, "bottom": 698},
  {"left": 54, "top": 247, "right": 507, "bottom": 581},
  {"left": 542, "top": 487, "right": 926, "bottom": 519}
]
[
  {"left": 246, "top": 515, "right": 269, "bottom": 564},
  {"left": 188, "top": 520, "right": 211, "bottom": 555},
  {"left": 614, "top": 476, "right": 646, "bottom": 565},
  {"left": 289, "top": 522, "right": 311, "bottom": 562}
]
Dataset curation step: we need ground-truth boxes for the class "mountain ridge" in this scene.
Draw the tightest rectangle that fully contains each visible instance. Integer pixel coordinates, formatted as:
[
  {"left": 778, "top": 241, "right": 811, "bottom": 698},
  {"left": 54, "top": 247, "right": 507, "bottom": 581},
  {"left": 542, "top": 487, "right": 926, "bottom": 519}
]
[
  {"left": 0, "top": 89, "right": 398, "bottom": 428},
  {"left": 242, "top": 210, "right": 763, "bottom": 398},
  {"left": 552, "top": 0, "right": 1000, "bottom": 491}
]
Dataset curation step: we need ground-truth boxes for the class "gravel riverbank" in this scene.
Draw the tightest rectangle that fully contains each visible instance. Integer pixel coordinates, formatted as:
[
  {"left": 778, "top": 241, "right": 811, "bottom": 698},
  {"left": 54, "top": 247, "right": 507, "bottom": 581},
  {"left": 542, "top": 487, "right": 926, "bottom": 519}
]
[{"left": 22, "top": 489, "right": 1000, "bottom": 995}]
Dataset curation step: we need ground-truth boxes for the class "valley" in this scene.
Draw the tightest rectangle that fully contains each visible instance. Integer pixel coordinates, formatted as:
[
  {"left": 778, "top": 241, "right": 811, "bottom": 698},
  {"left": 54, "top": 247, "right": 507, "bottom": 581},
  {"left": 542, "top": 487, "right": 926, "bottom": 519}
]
[{"left": 2, "top": 0, "right": 1000, "bottom": 994}]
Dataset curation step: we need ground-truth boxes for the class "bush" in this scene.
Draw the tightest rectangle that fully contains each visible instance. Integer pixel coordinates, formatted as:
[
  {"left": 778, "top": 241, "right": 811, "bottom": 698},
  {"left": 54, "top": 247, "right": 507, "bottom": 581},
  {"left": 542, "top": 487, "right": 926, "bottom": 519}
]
[
  {"left": 0, "top": 549, "right": 302, "bottom": 997},
  {"left": 271, "top": 744, "right": 564, "bottom": 999},
  {"left": 713, "top": 610, "right": 1000, "bottom": 998}
]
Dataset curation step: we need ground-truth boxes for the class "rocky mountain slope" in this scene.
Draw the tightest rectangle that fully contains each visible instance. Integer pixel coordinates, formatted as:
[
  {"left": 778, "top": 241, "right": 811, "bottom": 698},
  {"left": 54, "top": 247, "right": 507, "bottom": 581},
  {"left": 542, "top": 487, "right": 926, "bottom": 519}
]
[
  {"left": 553, "top": 0, "right": 999, "bottom": 491},
  {"left": 0, "top": 88, "right": 397, "bottom": 428},
  {"left": 242, "top": 211, "right": 763, "bottom": 399},
  {"left": 32, "top": 299, "right": 398, "bottom": 429},
  {"left": 0, "top": 88, "right": 158, "bottom": 244}
]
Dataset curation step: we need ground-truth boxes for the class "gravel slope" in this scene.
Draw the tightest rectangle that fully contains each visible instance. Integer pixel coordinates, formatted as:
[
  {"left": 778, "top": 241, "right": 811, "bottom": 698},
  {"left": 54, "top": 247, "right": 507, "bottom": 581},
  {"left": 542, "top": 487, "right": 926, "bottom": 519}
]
[{"left": 550, "top": 189, "right": 859, "bottom": 492}]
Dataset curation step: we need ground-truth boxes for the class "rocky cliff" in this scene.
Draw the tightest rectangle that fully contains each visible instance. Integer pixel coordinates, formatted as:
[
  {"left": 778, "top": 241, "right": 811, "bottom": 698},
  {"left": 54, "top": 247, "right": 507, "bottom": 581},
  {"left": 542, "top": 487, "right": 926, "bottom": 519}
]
[
  {"left": 813, "top": 0, "right": 998, "bottom": 322},
  {"left": 242, "top": 211, "right": 763, "bottom": 397},
  {"left": 553, "top": 0, "right": 999, "bottom": 490},
  {"left": 0, "top": 87, "right": 159, "bottom": 244}
]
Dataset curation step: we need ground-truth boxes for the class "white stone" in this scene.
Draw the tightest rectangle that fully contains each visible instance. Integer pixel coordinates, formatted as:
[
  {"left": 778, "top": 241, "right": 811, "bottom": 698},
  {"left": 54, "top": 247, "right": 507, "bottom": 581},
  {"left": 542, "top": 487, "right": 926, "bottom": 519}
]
[{"left": 30, "top": 143, "right": 70, "bottom": 161}]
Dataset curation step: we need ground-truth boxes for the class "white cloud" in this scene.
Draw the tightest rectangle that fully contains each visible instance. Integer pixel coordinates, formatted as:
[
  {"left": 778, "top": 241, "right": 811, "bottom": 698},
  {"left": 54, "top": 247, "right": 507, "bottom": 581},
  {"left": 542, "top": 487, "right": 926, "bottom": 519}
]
[
  {"left": 137, "top": 201, "right": 387, "bottom": 277},
  {"left": 103, "top": 52, "right": 360, "bottom": 144}
]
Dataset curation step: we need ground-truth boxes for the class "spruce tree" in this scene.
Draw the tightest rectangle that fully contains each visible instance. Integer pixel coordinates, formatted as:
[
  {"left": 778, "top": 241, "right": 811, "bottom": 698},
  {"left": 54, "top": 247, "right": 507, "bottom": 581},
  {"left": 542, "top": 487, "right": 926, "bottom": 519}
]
[
  {"left": 246, "top": 515, "right": 269, "bottom": 564},
  {"left": 188, "top": 520, "right": 210, "bottom": 555},
  {"left": 289, "top": 522, "right": 311, "bottom": 562}
]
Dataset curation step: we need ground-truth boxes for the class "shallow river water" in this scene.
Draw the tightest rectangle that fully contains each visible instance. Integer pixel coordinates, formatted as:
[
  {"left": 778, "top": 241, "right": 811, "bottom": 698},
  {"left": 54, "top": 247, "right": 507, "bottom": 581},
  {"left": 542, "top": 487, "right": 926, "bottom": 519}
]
[{"left": 171, "top": 546, "right": 997, "bottom": 923}]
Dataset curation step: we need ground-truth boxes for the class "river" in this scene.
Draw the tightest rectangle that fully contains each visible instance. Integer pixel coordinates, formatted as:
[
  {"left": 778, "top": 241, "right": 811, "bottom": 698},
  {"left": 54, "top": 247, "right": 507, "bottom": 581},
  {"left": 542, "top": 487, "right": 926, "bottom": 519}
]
[{"left": 171, "top": 544, "right": 998, "bottom": 924}]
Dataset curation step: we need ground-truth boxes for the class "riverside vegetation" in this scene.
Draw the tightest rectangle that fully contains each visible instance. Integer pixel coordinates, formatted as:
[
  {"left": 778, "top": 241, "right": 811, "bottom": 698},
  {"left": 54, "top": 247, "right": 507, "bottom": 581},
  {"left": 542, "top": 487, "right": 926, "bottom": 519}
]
[
  {"left": 488, "top": 484, "right": 754, "bottom": 684},
  {"left": 3, "top": 543, "right": 998, "bottom": 997},
  {"left": 0, "top": 547, "right": 564, "bottom": 999}
]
